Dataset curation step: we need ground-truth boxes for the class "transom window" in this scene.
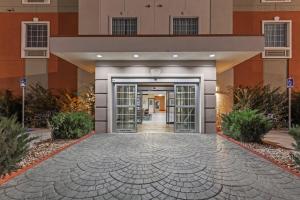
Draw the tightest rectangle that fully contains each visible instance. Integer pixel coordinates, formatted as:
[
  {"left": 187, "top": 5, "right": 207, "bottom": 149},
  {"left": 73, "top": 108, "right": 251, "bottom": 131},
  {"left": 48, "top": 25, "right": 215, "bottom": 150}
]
[
  {"left": 111, "top": 18, "right": 138, "bottom": 36},
  {"left": 172, "top": 17, "right": 199, "bottom": 35},
  {"left": 26, "top": 23, "right": 48, "bottom": 48},
  {"left": 264, "top": 23, "right": 288, "bottom": 47}
]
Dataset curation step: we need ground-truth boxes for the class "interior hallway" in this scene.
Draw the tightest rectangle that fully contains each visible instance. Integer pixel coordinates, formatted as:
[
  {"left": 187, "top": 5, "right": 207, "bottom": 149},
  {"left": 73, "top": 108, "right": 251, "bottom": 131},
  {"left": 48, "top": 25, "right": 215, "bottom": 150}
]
[{"left": 138, "top": 112, "right": 173, "bottom": 133}]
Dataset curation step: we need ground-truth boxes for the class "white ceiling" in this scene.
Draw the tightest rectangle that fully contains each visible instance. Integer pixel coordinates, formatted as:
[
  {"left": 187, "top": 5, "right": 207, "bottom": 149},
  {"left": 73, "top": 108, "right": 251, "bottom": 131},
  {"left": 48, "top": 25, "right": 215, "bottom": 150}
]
[{"left": 54, "top": 51, "right": 259, "bottom": 74}]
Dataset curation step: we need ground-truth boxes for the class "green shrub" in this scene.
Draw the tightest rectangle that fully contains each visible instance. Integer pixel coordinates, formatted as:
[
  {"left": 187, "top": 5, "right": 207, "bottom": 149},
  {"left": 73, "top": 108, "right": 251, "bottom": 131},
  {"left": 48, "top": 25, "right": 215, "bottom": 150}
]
[
  {"left": 0, "top": 90, "right": 22, "bottom": 121},
  {"left": 233, "top": 85, "right": 288, "bottom": 128},
  {"left": 0, "top": 117, "right": 32, "bottom": 177},
  {"left": 292, "top": 92, "right": 300, "bottom": 126},
  {"left": 222, "top": 109, "right": 272, "bottom": 143},
  {"left": 289, "top": 126, "right": 300, "bottom": 151},
  {"left": 289, "top": 126, "right": 300, "bottom": 166},
  {"left": 25, "top": 83, "right": 61, "bottom": 128},
  {"left": 50, "top": 112, "right": 93, "bottom": 139}
]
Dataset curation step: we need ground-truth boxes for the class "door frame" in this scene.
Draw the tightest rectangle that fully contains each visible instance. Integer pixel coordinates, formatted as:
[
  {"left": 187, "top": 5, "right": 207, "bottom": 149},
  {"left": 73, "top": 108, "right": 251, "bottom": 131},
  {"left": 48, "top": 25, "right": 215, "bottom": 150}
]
[{"left": 108, "top": 75, "right": 204, "bottom": 134}]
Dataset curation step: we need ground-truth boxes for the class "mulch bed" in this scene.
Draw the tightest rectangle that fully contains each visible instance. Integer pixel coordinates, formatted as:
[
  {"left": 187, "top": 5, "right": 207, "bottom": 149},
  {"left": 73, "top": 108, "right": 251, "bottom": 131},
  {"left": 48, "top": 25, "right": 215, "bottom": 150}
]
[
  {"left": 217, "top": 132, "right": 300, "bottom": 177},
  {"left": 0, "top": 132, "right": 95, "bottom": 185}
]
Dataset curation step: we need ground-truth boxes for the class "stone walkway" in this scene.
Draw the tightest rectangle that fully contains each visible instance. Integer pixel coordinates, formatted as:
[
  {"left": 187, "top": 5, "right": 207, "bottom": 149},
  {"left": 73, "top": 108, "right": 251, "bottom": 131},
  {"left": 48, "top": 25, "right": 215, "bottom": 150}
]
[
  {"left": 263, "top": 129, "right": 296, "bottom": 150},
  {"left": 0, "top": 133, "right": 300, "bottom": 200}
]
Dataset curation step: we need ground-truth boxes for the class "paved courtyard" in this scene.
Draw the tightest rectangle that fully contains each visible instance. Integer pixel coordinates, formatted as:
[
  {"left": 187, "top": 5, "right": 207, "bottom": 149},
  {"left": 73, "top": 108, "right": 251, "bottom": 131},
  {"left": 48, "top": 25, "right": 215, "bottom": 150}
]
[{"left": 0, "top": 133, "right": 300, "bottom": 200}]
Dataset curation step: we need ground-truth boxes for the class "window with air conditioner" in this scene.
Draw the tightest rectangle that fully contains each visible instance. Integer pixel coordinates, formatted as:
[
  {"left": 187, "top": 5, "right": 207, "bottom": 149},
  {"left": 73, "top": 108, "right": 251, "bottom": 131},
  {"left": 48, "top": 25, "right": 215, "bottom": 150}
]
[
  {"left": 262, "top": 19, "right": 292, "bottom": 58},
  {"left": 22, "top": 0, "right": 50, "bottom": 4},
  {"left": 21, "top": 21, "right": 50, "bottom": 58},
  {"left": 111, "top": 17, "right": 138, "bottom": 36},
  {"left": 261, "top": 0, "right": 291, "bottom": 3},
  {"left": 172, "top": 17, "right": 199, "bottom": 35}
]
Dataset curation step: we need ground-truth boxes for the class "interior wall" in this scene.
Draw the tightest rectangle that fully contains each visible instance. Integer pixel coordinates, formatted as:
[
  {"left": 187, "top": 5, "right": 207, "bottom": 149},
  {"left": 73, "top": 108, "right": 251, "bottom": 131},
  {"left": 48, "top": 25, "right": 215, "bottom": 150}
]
[{"left": 155, "top": 96, "right": 166, "bottom": 111}]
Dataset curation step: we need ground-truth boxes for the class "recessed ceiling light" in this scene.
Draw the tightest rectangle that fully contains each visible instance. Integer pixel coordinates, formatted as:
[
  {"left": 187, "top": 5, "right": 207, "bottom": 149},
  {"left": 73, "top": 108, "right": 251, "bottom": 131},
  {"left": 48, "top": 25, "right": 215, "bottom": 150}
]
[
  {"left": 133, "top": 54, "right": 140, "bottom": 58},
  {"left": 209, "top": 54, "right": 216, "bottom": 58},
  {"left": 172, "top": 54, "right": 179, "bottom": 58},
  {"left": 97, "top": 54, "right": 103, "bottom": 58}
]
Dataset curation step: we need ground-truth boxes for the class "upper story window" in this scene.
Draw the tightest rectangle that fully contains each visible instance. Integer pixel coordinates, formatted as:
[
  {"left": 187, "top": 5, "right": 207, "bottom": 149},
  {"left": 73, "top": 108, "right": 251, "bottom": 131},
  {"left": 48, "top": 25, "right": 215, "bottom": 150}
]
[
  {"left": 22, "top": 0, "right": 50, "bottom": 4},
  {"left": 111, "top": 17, "right": 138, "bottom": 36},
  {"left": 21, "top": 20, "right": 50, "bottom": 58},
  {"left": 172, "top": 17, "right": 199, "bottom": 35},
  {"left": 262, "top": 17, "right": 292, "bottom": 58}
]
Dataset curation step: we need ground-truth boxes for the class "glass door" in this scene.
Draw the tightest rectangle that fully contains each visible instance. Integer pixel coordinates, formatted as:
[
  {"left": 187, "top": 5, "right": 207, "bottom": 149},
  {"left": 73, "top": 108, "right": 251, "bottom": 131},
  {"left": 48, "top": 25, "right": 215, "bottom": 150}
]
[
  {"left": 114, "top": 84, "right": 137, "bottom": 132},
  {"left": 175, "top": 84, "right": 198, "bottom": 133},
  {"left": 166, "top": 91, "right": 175, "bottom": 124}
]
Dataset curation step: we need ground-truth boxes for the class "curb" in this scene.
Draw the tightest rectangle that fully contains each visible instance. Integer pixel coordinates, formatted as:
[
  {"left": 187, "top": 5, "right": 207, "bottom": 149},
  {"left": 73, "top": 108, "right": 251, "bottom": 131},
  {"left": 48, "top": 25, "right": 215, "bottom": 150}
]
[
  {"left": 217, "top": 132, "right": 300, "bottom": 178},
  {"left": 0, "top": 131, "right": 96, "bottom": 185}
]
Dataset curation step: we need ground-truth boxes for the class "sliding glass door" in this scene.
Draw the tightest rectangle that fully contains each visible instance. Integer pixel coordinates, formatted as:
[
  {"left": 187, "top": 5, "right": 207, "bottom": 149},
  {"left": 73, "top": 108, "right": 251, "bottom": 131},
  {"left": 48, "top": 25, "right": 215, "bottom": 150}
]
[
  {"left": 175, "top": 84, "right": 198, "bottom": 133},
  {"left": 114, "top": 84, "right": 137, "bottom": 132}
]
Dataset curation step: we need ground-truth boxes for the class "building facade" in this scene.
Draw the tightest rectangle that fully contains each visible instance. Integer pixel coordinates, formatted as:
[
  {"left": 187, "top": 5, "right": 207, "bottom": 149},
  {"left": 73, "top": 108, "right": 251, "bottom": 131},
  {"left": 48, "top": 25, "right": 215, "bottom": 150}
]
[
  {"left": 0, "top": 0, "right": 94, "bottom": 95},
  {"left": 5, "top": 0, "right": 298, "bottom": 133},
  {"left": 216, "top": 0, "right": 300, "bottom": 127}
]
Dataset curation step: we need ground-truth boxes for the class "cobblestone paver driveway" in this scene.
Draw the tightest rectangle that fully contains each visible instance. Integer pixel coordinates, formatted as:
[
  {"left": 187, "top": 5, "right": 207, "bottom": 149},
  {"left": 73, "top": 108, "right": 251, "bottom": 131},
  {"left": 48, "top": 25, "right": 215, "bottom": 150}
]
[{"left": 1, "top": 133, "right": 300, "bottom": 200}]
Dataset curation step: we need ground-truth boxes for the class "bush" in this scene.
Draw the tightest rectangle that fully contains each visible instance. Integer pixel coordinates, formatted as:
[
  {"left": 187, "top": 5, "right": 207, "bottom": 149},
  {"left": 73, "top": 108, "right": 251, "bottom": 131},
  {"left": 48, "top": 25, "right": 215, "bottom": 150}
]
[
  {"left": 292, "top": 92, "right": 300, "bottom": 126},
  {"left": 289, "top": 126, "right": 300, "bottom": 150},
  {"left": 58, "top": 84, "right": 95, "bottom": 116},
  {"left": 0, "top": 117, "right": 32, "bottom": 177},
  {"left": 289, "top": 126, "right": 300, "bottom": 166},
  {"left": 233, "top": 85, "right": 288, "bottom": 128},
  {"left": 0, "top": 90, "right": 22, "bottom": 121},
  {"left": 222, "top": 109, "right": 272, "bottom": 143},
  {"left": 25, "top": 84, "right": 61, "bottom": 128},
  {"left": 50, "top": 112, "right": 93, "bottom": 139}
]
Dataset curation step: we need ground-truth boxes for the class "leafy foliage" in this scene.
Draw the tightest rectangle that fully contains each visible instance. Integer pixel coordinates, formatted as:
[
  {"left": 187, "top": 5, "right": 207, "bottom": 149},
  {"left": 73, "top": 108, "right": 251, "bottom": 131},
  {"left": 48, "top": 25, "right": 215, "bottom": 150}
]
[
  {"left": 289, "top": 126, "right": 300, "bottom": 166},
  {"left": 0, "top": 90, "right": 22, "bottom": 121},
  {"left": 0, "top": 117, "right": 32, "bottom": 177},
  {"left": 58, "top": 84, "right": 95, "bottom": 116},
  {"left": 233, "top": 85, "right": 288, "bottom": 128},
  {"left": 25, "top": 84, "right": 61, "bottom": 128},
  {"left": 50, "top": 112, "right": 93, "bottom": 139},
  {"left": 222, "top": 109, "right": 272, "bottom": 143},
  {"left": 289, "top": 126, "right": 300, "bottom": 151},
  {"left": 292, "top": 92, "right": 300, "bottom": 126}
]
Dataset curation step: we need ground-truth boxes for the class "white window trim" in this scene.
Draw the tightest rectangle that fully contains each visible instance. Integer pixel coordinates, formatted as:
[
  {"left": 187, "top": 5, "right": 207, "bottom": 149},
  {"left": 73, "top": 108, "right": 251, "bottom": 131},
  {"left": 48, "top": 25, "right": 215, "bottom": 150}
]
[
  {"left": 262, "top": 19, "right": 292, "bottom": 59},
  {"left": 170, "top": 16, "right": 200, "bottom": 35},
  {"left": 261, "top": 0, "right": 291, "bottom": 3},
  {"left": 21, "top": 21, "right": 50, "bottom": 58},
  {"left": 22, "top": 0, "right": 50, "bottom": 4},
  {"left": 109, "top": 16, "right": 140, "bottom": 35}
]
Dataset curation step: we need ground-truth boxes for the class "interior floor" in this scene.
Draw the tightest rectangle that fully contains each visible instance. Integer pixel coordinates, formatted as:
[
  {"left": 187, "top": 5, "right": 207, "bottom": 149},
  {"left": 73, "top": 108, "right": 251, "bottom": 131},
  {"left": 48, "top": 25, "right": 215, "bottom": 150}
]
[{"left": 138, "top": 112, "right": 174, "bottom": 133}]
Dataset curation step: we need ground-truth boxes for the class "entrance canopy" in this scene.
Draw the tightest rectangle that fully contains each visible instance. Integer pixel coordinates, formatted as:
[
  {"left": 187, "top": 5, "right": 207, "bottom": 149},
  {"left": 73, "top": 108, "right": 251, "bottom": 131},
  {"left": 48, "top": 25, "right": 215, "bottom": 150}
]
[{"left": 50, "top": 35, "right": 264, "bottom": 73}]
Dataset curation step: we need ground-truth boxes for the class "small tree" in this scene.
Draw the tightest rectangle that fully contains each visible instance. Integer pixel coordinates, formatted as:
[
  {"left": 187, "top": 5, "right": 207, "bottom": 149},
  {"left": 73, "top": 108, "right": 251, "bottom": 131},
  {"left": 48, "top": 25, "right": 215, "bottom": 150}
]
[{"left": 0, "top": 117, "right": 32, "bottom": 177}]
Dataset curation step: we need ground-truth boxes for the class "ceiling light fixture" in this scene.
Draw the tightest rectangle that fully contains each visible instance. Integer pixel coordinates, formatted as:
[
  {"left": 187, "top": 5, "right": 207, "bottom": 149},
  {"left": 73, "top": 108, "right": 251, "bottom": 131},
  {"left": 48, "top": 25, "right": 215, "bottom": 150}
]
[
  {"left": 133, "top": 54, "right": 140, "bottom": 58},
  {"left": 97, "top": 54, "right": 103, "bottom": 58},
  {"left": 172, "top": 54, "right": 179, "bottom": 58},
  {"left": 209, "top": 54, "right": 216, "bottom": 58}
]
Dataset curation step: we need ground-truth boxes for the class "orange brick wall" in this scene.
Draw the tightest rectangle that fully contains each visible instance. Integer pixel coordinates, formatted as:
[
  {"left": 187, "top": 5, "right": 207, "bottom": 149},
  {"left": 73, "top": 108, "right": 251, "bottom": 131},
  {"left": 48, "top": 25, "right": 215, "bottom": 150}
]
[
  {"left": 233, "top": 11, "right": 300, "bottom": 91},
  {"left": 0, "top": 12, "right": 78, "bottom": 95}
]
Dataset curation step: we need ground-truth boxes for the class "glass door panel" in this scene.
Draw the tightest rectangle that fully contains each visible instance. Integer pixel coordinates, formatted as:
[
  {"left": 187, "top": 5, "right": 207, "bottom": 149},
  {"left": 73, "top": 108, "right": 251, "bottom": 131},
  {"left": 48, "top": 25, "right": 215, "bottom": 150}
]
[
  {"left": 114, "top": 84, "right": 137, "bottom": 132},
  {"left": 175, "top": 84, "right": 197, "bottom": 133},
  {"left": 166, "top": 91, "right": 175, "bottom": 124}
]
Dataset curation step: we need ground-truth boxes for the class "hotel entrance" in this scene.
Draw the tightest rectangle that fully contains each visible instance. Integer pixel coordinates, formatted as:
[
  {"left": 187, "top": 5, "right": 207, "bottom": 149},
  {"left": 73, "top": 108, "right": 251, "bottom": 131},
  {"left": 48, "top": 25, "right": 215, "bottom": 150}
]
[{"left": 112, "top": 77, "right": 200, "bottom": 133}]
